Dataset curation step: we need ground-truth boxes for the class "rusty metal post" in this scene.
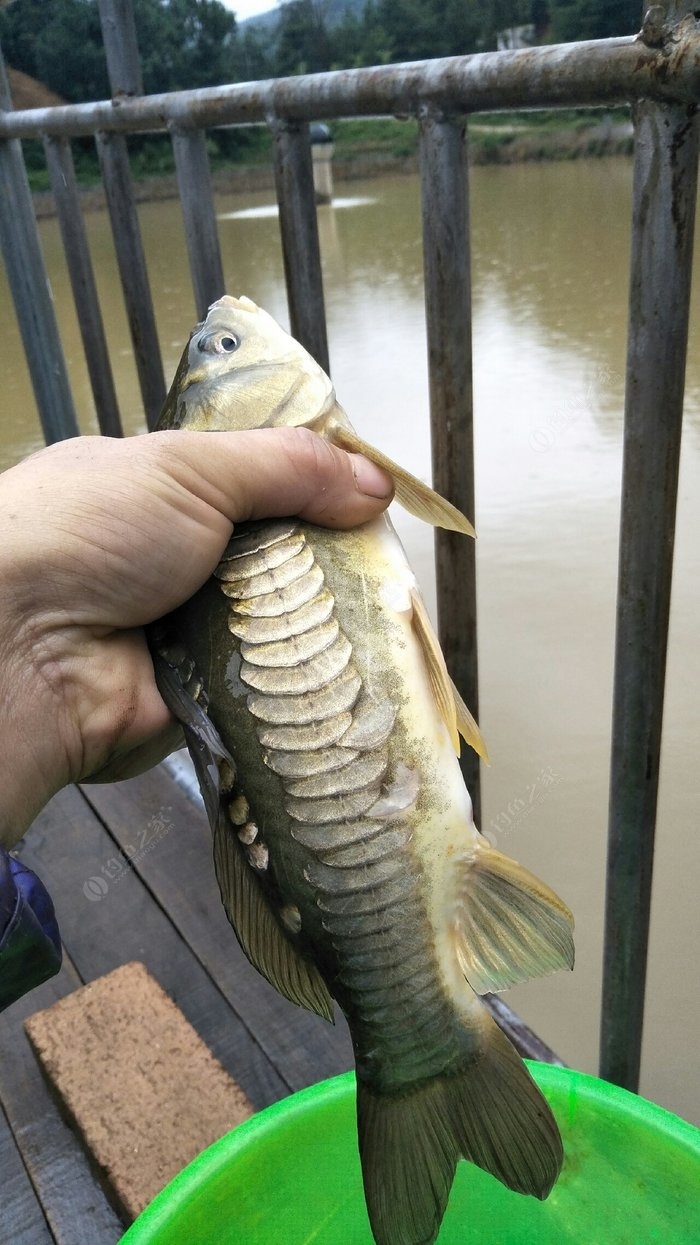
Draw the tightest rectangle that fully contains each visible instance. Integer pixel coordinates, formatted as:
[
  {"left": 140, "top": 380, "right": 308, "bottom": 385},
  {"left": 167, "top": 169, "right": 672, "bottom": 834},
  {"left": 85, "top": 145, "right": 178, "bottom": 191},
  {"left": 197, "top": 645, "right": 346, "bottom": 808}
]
[
  {"left": 170, "top": 124, "right": 225, "bottom": 321},
  {"left": 96, "top": 0, "right": 143, "bottom": 98},
  {"left": 0, "top": 46, "right": 79, "bottom": 445},
  {"left": 43, "top": 136, "right": 122, "bottom": 438},
  {"left": 95, "top": 0, "right": 165, "bottom": 428},
  {"left": 95, "top": 131, "right": 166, "bottom": 428},
  {"left": 270, "top": 118, "right": 330, "bottom": 373},
  {"left": 418, "top": 108, "right": 480, "bottom": 824},
  {"left": 600, "top": 90, "right": 699, "bottom": 1090}
]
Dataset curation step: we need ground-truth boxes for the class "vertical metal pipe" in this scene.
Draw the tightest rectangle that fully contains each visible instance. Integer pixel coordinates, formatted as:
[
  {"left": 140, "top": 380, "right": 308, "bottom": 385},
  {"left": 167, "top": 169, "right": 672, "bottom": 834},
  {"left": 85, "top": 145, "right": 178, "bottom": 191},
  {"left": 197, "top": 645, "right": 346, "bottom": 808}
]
[
  {"left": 95, "top": 0, "right": 165, "bottom": 427},
  {"left": 600, "top": 98, "right": 699, "bottom": 1091},
  {"left": 96, "top": 0, "right": 143, "bottom": 98},
  {"left": 170, "top": 125, "right": 225, "bottom": 321},
  {"left": 270, "top": 118, "right": 329, "bottom": 373},
  {"left": 43, "top": 136, "right": 122, "bottom": 438},
  {"left": 95, "top": 130, "right": 166, "bottom": 428},
  {"left": 0, "top": 47, "right": 79, "bottom": 445},
  {"left": 418, "top": 108, "right": 480, "bottom": 824}
]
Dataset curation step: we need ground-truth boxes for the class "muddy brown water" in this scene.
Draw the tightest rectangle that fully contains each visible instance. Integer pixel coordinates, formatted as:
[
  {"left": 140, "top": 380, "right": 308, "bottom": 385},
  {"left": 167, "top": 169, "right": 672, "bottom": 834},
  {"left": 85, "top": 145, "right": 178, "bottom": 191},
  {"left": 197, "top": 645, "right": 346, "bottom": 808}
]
[{"left": 1, "top": 158, "right": 698, "bottom": 1124}]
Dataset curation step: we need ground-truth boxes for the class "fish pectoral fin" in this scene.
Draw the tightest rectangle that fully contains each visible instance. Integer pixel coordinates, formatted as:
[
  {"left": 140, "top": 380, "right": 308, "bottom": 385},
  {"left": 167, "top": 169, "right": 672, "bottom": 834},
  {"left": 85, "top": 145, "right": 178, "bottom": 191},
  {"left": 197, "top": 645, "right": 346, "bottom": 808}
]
[
  {"left": 449, "top": 676, "right": 490, "bottom": 763},
  {"left": 410, "top": 589, "right": 460, "bottom": 753},
  {"left": 212, "top": 815, "right": 335, "bottom": 1023},
  {"left": 453, "top": 840, "right": 574, "bottom": 995},
  {"left": 151, "top": 642, "right": 234, "bottom": 830},
  {"left": 323, "top": 414, "right": 475, "bottom": 536}
]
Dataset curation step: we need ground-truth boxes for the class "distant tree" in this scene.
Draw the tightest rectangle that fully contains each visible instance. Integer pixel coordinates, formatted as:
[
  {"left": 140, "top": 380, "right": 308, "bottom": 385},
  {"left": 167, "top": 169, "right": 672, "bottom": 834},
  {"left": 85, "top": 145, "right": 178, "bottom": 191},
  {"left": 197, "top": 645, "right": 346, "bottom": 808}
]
[
  {"left": 333, "top": 1, "right": 392, "bottom": 68},
  {"left": 0, "top": 0, "right": 109, "bottom": 102},
  {"left": 274, "top": 0, "right": 336, "bottom": 75},
  {"left": 134, "top": 0, "right": 239, "bottom": 93},
  {"left": 549, "top": 0, "right": 640, "bottom": 42},
  {"left": 368, "top": 0, "right": 482, "bottom": 62},
  {"left": 0, "top": 0, "right": 242, "bottom": 102}
]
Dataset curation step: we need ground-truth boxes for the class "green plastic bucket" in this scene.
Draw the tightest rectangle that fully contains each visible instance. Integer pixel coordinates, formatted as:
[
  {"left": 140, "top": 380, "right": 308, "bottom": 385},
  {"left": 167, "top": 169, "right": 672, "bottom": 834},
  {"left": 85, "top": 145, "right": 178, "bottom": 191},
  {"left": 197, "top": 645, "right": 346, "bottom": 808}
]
[{"left": 121, "top": 1064, "right": 700, "bottom": 1244}]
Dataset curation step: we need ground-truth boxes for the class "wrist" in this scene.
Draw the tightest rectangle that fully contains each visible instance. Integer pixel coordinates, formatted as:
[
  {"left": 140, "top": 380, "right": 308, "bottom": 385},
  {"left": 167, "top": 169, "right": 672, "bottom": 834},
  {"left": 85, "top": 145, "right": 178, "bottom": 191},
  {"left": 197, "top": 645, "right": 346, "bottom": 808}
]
[{"left": 0, "top": 605, "right": 71, "bottom": 849}]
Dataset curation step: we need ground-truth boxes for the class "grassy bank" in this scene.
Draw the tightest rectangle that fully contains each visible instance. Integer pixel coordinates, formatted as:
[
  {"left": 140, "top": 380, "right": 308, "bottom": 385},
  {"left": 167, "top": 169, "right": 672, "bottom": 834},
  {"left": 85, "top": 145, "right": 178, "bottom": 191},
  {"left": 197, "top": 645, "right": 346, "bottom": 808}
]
[{"left": 26, "top": 109, "right": 633, "bottom": 211}]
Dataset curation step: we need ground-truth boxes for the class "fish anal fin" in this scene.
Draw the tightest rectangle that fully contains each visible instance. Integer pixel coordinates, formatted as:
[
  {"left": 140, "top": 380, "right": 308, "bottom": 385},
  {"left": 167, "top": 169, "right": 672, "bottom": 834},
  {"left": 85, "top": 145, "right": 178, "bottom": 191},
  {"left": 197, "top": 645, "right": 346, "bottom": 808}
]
[
  {"left": 453, "top": 841, "right": 574, "bottom": 995},
  {"left": 449, "top": 675, "right": 490, "bottom": 763},
  {"left": 321, "top": 411, "right": 475, "bottom": 536},
  {"left": 357, "top": 1017, "right": 562, "bottom": 1245},
  {"left": 409, "top": 588, "right": 460, "bottom": 754},
  {"left": 213, "top": 814, "right": 335, "bottom": 1023}
]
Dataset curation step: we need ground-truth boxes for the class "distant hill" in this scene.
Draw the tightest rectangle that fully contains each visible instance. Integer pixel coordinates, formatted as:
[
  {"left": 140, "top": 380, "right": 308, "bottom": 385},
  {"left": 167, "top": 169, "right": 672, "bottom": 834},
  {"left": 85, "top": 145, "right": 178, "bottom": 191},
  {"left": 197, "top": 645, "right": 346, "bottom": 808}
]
[
  {"left": 7, "top": 68, "right": 65, "bottom": 110},
  {"left": 241, "top": 0, "right": 366, "bottom": 33}
]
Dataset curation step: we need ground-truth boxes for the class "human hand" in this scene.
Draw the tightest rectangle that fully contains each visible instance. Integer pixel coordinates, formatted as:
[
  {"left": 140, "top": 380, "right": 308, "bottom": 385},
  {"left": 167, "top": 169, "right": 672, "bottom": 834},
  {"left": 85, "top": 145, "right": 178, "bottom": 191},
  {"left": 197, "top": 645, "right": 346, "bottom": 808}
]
[{"left": 0, "top": 429, "right": 393, "bottom": 847}]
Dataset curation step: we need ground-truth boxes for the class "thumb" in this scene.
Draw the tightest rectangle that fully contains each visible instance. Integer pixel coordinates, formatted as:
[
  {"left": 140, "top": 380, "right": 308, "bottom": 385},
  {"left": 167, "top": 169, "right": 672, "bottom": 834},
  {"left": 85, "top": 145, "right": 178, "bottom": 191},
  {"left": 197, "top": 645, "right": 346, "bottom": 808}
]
[{"left": 144, "top": 426, "right": 394, "bottom": 529}]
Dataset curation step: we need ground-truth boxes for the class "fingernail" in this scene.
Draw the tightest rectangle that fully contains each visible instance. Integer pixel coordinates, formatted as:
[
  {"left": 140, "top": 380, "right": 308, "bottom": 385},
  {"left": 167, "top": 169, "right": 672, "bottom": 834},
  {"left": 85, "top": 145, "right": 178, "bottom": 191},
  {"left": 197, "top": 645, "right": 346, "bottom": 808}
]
[{"left": 350, "top": 454, "right": 394, "bottom": 499}]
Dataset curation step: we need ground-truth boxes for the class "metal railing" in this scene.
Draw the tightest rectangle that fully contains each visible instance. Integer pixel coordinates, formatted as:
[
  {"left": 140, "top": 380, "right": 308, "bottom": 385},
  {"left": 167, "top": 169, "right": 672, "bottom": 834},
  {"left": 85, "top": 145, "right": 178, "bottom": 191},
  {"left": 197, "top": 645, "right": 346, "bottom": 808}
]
[{"left": 0, "top": 0, "right": 698, "bottom": 1094}]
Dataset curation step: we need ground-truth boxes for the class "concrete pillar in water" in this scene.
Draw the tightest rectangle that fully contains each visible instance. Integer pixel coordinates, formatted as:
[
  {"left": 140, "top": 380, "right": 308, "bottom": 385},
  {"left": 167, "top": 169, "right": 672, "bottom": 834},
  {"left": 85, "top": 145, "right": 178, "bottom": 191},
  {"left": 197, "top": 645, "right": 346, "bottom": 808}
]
[{"left": 310, "top": 122, "right": 334, "bottom": 204}]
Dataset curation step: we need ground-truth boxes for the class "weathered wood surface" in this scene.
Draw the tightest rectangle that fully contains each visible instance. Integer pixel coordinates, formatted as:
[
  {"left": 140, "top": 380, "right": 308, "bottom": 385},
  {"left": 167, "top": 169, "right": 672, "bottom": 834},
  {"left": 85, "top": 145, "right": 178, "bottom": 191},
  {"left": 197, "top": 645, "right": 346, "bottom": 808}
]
[
  {"left": 0, "top": 764, "right": 353, "bottom": 1243},
  {"left": 0, "top": 954, "right": 125, "bottom": 1245}
]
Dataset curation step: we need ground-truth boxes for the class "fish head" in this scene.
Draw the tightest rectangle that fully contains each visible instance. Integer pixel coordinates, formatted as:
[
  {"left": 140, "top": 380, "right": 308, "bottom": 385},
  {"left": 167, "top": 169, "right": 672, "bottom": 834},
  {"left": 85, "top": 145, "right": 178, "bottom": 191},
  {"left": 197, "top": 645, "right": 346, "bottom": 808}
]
[{"left": 158, "top": 294, "right": 335, "bottom": 433}]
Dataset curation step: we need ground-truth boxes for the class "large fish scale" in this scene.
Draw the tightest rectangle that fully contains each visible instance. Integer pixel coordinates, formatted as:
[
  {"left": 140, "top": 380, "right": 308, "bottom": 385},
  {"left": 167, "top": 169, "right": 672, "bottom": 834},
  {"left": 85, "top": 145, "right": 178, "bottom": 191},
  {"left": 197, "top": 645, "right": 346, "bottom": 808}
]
[{"left": 214, "top": 520, "right": 458, "bottom": 1087}]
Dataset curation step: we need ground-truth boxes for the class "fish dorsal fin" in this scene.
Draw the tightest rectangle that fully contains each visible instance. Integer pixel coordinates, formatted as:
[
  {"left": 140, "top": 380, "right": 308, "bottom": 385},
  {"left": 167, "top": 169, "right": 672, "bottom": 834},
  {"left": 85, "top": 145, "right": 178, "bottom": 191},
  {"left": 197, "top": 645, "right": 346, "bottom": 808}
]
[
  {"left": 410, "top": 588, "right": 460, "bottom": 753},
  {"left": 452, "top": 839, "right": 574, "bottom": 995},
  {"left": 212, "top": 814, "right": 335, "bottom": 1023},
  {"left": 449, "top": 676, "right": 490, "bottom": 764},
  {"left": 322, "top": 413, "right": 475, "bottom": 536},
  {"left": 409, "top": 590, "right": 488, "bottom": 761}
]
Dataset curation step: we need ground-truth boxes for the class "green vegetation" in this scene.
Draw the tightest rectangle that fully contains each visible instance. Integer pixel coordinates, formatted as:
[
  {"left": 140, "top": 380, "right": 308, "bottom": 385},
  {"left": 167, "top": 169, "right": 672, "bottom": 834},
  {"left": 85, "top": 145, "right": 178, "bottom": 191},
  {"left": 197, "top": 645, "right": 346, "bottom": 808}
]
[
  {"left": 1, "top": 0, "right": 643, "bottom": 103},
  {"left": 1, "top": 0, "right": 639, "bottom": 191}
]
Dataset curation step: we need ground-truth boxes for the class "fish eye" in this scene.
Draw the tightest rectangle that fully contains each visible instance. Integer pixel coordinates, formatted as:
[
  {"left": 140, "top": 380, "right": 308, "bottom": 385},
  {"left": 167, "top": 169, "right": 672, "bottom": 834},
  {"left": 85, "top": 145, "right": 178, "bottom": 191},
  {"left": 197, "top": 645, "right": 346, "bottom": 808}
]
[{"left": 196, "top": 332, "right": 240, "bottom": 354}]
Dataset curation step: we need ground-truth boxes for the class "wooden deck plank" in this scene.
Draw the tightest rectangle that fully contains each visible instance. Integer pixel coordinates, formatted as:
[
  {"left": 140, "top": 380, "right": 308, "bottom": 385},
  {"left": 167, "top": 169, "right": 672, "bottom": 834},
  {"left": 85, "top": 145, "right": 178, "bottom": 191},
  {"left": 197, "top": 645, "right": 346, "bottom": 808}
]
[
  {"left": 0, "top": 959, "right": 125, "bottom": 1245},
  {"left": 14, "top": 784, "right": 288, "bottom": 1110},
  {"left": 81, "top": 765, "right": 354, "bottom": 1091},
  {"left": 0, "top": 1101, "right": 54, "bottom": 1245}
]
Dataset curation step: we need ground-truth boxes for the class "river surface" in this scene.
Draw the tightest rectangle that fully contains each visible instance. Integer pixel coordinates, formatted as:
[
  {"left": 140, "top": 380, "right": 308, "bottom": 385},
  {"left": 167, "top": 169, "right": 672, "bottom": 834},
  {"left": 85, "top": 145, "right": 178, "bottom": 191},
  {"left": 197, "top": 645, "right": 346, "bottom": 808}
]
[{"left": 1, "top": 159, "right": 698, "bottom": 1124}]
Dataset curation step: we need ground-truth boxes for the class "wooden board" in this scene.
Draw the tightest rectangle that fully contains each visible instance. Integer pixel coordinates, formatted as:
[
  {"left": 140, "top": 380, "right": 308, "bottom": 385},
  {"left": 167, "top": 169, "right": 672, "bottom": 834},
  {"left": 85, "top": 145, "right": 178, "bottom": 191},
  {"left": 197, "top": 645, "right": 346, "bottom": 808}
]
[
  {"left": 81, "top": 764, "right": 354, "bottom": 1090},
  {"left": 15, "top": 783, "right": 288, "bottom": 1110},
  {"left": 26, "top": 962, "right": 253, "bottom": 1223},
  {"left": 0, "top": 1100, "right": 55, "bottom": 1245},
  {"left": 0, "top": 954, "right": 125, "bottom": 1245}
]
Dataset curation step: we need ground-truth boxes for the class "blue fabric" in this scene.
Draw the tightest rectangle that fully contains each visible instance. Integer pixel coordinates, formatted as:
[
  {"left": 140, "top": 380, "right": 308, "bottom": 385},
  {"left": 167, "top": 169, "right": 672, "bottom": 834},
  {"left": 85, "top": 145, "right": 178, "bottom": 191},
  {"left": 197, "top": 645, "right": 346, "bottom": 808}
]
[{"left": 0, "top": 849, "right": 62, "bottom": 1012}]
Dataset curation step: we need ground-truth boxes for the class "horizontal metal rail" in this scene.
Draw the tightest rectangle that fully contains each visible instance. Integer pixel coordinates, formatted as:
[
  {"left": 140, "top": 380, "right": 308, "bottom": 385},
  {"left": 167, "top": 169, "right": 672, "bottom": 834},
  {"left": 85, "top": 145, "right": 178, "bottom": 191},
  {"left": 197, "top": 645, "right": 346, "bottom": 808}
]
[{"left": 1, "top": 29, "right": 700, "bottom": 142}]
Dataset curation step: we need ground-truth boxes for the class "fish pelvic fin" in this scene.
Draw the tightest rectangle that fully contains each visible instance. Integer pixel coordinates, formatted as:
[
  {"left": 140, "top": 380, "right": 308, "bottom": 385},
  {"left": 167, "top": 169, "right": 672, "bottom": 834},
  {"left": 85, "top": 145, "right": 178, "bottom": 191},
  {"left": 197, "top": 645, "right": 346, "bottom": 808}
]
[
  {"left": 452, "top": 840, "right": 574, "bottom": 996},
  {"left": 212, "top": 814, "right": 335, "bottom": 1023},
  {"left": 151, "top": 633, "right": 334, "bottom": 1024},
  {"left": 357, "top": 1018, "right": 562, "bottom": 1245},
  {"left": 322, "top": 412, "right": 475, "bottom": 536}
]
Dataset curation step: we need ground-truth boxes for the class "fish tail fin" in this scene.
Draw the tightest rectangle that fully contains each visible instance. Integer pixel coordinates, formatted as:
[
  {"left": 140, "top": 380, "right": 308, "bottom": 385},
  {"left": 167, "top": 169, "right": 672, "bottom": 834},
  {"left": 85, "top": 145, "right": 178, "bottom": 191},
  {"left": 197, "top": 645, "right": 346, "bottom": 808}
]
[{"left": 357, "top": 1018, "right": 562, "bottom": 1245}]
